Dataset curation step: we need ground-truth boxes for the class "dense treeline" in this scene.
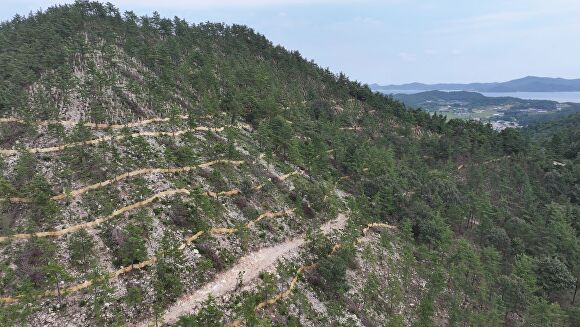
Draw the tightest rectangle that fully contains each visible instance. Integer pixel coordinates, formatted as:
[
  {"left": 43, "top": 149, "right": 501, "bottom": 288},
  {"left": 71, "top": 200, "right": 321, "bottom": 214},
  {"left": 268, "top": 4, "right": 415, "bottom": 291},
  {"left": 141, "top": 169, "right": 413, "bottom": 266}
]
[
  {"left": 524, "top": 113, "right": 580, "bottom": 161},
  {"left": 0, "top": 1, "right": 578, "bottom": 326}
]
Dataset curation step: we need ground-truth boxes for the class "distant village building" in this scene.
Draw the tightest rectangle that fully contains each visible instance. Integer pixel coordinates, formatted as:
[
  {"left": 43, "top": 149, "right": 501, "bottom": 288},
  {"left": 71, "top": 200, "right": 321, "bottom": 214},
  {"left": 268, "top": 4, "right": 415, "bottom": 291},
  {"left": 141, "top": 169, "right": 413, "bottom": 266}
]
[{"left": 491, "top": 120, "right": 520, "bottom": 131}]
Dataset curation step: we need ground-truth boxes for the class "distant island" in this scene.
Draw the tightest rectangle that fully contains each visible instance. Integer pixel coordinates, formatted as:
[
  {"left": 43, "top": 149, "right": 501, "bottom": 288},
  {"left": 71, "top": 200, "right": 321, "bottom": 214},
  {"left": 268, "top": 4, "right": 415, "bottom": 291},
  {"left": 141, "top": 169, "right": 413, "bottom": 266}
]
[
  {"left": 389, "top": 90, "right": 580, "bottom": 129},
  {"left": 371, "top": 76, "right": 580, "bottom": 92}
]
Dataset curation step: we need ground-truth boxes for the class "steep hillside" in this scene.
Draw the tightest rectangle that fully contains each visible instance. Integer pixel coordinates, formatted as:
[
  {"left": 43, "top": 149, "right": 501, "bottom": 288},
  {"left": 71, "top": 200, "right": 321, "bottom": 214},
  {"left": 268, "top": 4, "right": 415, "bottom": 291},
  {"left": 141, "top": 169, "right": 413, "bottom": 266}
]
[{"left": 0, "top": 2, "right": 578, "bottom": 327}]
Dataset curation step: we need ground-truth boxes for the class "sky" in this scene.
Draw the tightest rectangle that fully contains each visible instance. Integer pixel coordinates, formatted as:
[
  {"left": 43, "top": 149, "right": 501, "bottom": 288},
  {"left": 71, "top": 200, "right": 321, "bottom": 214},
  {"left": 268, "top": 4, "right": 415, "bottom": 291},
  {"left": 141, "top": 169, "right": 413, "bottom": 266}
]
[{"left": 2, "top": 0, "right": 580, "bottom": 84}]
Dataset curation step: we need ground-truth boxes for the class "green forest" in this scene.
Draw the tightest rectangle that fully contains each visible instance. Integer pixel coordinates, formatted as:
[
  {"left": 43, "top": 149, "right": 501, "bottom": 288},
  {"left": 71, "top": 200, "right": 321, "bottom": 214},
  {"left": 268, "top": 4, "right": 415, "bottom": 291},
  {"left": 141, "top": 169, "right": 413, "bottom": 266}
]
[{"left": 0, "top": 2, "right": 578, "bottom": 326}]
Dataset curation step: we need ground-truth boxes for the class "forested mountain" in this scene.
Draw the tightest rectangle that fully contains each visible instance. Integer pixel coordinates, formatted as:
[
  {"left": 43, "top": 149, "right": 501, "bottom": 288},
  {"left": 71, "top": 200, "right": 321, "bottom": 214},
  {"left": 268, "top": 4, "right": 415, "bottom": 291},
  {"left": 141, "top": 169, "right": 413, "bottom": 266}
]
[
  {"left": 0, "top": 2, "right": 578, "bottom": 326},
  {"left": 393, "top": 90, "right": 554, "bottom": 106},
  {"left": 372, "top": 76, "right": 580, "bottom": 92}
]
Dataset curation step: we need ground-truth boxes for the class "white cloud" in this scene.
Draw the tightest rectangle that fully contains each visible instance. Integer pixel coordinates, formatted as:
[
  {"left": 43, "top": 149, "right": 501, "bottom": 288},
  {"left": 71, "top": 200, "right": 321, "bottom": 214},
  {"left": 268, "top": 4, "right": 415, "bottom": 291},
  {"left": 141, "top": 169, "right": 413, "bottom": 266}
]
[
  {"left": 398, "top": 52, "right": 416, "bottom": 62},
  {"left": 451, "top": 49, "right": 462, "bottom": 56},
  {"left": 352, "top": 16, "right": 383, "bottom": 27},
  {"left": 429, "top": 10, "right": 536, "bottom": 35},
  {"left": 429, "top": 1, "right": 580, "bottom": 35},
  {"left": 463, "top": 10, "right": 535, "bottom": 27}
]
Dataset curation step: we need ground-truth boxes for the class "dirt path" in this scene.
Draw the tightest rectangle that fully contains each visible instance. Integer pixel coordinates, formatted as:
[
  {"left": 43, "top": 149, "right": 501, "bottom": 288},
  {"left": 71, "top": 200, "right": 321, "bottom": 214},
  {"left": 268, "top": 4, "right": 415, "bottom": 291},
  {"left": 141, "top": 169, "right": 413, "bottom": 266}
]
[
  {"left": 0, "top": 163, "right": 304, "bottom": 302},
  {"left": 252, "top": 221, "right": 394, "bottom": 311},
  {"left": 0, "top": 208, "right": 296, "bottom": 304},
  {"left": 217, "top": 221, "right": 398, "bottom": 327},
  {"left": 134, "top": 213, "right": 348, "bottom": 327}
]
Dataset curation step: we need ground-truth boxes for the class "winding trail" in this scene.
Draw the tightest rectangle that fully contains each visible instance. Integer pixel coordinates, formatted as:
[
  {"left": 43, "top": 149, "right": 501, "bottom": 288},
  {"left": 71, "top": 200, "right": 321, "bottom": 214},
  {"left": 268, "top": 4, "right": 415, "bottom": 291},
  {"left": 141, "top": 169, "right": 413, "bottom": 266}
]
[
  {"left": 254, "top": 223, "right": 395, "bottom": 309},
  {"left": 0, "top": 208, "right": 296, "bottom": 304},
  {"left": 0, "top": 111, "right": 307, "bottom": 308},
  {"left": 0, "top": 160, "right": 244, "bottom": 204},
  {"left": 225, "top": 221, "right": 396, "bottom": 327},
  {"left": 0, "top": 126, "right": 226, "bottom": 156},
  {"left": 134, "top": 212, "right": 348, "bottom": 327}
]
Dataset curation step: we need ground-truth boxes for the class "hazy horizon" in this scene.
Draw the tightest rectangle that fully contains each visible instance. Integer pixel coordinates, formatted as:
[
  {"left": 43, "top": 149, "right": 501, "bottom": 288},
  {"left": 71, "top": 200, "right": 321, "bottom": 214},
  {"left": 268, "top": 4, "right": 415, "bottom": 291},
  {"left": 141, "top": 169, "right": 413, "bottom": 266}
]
[
  {"left": 375, "top": 75, "right": 580, "bottom": 86},
  {"left": 2, "top": 0, "right": 580, "bottom": 85}
]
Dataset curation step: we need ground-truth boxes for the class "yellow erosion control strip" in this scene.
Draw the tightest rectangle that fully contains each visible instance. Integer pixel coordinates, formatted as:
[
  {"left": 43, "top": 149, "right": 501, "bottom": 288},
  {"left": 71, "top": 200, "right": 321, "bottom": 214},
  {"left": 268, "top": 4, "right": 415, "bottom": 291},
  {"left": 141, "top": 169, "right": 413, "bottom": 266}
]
[
  {"left": 457, "top": 156, "right": 511, "bottom": 171},
  {"left": 227, "top": 221, "right": 397, "bottom": 326},
  {"left": 0, "top": 127, "right": 224, "bottom": 156},
  {"left": 253, "top": 263, "right": 317, "bottom": 311},
  {"left": 0, "top": 167, "right": 301, "bottom": 302},
  {"left": 0, "top": 115, "right": 252, "bottom": 131},
  {"left": 254, "top": 170, "right": 303, "bottom": 191},
  {"left": 0, "top": 183, "right": 255, "bottom": 243},
  {"left": 178, "top": 208, "right": 296, "bottom": 251},
  {"left": 0, "top": 165, "right": 300, "bottom": 206},
  {"left": 339, "top": 126, "right": 361, "bottom": 131},
  {"left": 0, "top": 208, "right": 295, "bottom": 304},
  {"left": 0, "top": 116, "right": 190, "bottom": 129},
  {"left": 0, "top": 167, "right": 301, "bottom": 243},
  {"left": 0, "top": 189, "right": 190, "bottom": 243},
  {"left": 330, "top": 222, "right": 397, "bottom": 255},
  {"left": 0, "top": 160, "right": 244, "bottom": 204}
]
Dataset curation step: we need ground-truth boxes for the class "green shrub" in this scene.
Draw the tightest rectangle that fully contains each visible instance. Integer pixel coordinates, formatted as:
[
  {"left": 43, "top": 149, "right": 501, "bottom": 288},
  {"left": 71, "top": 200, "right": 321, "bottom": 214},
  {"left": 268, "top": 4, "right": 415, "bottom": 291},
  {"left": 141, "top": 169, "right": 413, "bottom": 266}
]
[
  {"left": 68, "top": 229, "right": 96, "bottom": 269},
  {"left": 109, "top": 224, "right": 148, "bottom": 267},
  {"left": 175, "top": 296, "right": 223, "bottom": 327}
]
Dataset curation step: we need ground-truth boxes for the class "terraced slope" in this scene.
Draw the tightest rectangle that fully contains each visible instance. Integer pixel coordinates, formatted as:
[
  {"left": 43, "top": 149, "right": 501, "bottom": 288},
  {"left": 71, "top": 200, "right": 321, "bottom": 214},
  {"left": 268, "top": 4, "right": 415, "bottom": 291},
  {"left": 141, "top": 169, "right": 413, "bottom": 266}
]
[{"left": 0, "top": 2, "right": 578, "bottom": 327}]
